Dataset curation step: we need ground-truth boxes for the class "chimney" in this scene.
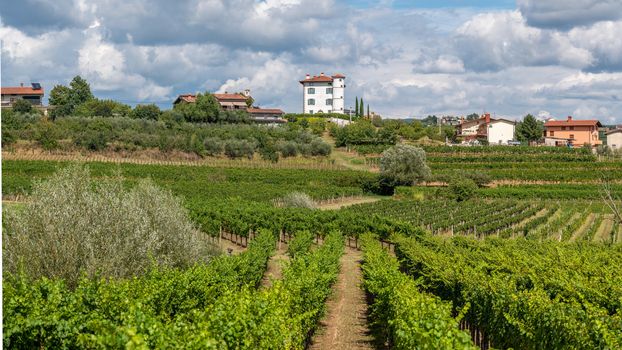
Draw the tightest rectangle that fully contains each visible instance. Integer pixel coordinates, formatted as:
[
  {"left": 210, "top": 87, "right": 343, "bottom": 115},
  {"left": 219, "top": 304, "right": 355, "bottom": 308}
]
[
  {"left": 20, "top": 82, "right": 23, "bottom": 87},
  {"left": 484, "top": 113, "right": 491, "bottom": 124},
  {"left": 320, "top": 72, "right": 324, "bottom": 76},
  {"left": 567, "top": 116, "right": 572, "bottom": 121},
  {"left": 305, "top": 73, "right": 310, "bottom": 79}
]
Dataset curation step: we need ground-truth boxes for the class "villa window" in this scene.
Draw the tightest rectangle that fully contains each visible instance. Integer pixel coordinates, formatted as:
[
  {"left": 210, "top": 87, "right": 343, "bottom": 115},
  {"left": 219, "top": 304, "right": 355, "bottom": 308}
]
[
  {"left": 550, "top": 131, "right": 554, "bottom": 137},
  {"left": 308, "top": 88, "right": 315, "bottom": 94},
  {"left": 326, "top": 99, "right": 333, "bottom": 105},
  {"left": 326, "top": 88, "right": 333, "bottom": 94},
  {"left": 562, "top": 126, "right": 566, "bottom": 130},
  {"left": 308, "top": 98, "right": 315, "bottom": 105}
]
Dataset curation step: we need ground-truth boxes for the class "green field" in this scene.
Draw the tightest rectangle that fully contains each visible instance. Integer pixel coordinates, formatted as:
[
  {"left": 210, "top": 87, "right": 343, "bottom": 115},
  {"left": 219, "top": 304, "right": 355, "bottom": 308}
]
[{"left": 3, "top": 145, "right": 621, "bottom": 349}]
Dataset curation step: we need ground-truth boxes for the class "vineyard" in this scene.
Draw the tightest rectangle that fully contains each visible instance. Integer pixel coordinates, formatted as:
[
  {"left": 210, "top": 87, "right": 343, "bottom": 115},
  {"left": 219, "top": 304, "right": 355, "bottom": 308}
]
[{"left": 3, "top": 147, "right": 622, "bottom": 349}]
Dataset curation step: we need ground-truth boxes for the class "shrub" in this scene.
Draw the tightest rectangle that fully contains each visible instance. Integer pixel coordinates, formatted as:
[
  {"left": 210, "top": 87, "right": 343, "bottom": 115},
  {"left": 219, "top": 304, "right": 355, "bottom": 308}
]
[
  {"left": 203, "top": 137, "right": 224, "bottom": 156},
  {"left": 74, "top": 129, "right": 108, "bottom": 151},
  {"left": 279, "top": 141, "right": 299, "bottom": 157},
  {"left": 224, "top": 139, "right": 255, "bottom": 159},
  {"left": 448, "top": 177, "right": 478, "bottom": 202},
  {"left": 461, "top": 171, "right": 492, "bottom": 188},
  {"left": 12, "top": 99, "right": 33, "bottom": 113},
  {"left": 279, "top": 192, "right": 316, "bottom": 209},
  {"left": 131, "top": 104, "right": 161, "bottom": 120},
  {"left": 310, "top": 139, "right": 332, "bottom": 156},
  {"left": 380, "top": 145, "right": 431, "bottom": 185},
  {"left": 33, "top": 120, "right": 60, "bottom": 150},
  {"left": 259, "top": 145, "right": 279, "bottom": 163},
  {"left": 2, "top": 165, "right": 218, "bottom": 287}
]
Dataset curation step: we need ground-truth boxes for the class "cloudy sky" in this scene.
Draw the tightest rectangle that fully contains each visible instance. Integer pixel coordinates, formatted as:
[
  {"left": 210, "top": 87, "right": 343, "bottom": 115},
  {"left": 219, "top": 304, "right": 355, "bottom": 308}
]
[{"left": 1, "top": 0, "right": 621, "bottom": 123}]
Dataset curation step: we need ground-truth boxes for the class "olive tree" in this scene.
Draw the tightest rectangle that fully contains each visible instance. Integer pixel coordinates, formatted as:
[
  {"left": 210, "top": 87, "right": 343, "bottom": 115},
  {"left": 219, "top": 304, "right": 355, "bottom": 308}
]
[
  {"left": 3, "top": 165, "right": 218, "bottom": 287},
  {"left": 380, "top": 144, "right": 431, "bottom": 185}
]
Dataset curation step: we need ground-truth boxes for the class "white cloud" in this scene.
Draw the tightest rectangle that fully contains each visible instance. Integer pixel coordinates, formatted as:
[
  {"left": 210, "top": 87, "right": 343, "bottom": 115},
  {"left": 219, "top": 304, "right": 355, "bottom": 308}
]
[{"left": 413, "top": 55, "right": 465, "bottom": 74}]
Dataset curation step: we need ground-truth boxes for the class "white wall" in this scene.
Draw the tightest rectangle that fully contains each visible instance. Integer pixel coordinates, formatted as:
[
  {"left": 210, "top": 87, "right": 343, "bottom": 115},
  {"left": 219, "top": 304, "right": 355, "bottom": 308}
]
[
  {"left": 608, "top": 132, "right": 622, "bottom": 150},
  {"left": 302, "top": 82, "right": 334, "bottom": 114},
  {"left": 331, "top": 77, "right": 345, "bottom": 113},
  {"left": 487, "top": 121, "right": 515, "bottom": 144}
]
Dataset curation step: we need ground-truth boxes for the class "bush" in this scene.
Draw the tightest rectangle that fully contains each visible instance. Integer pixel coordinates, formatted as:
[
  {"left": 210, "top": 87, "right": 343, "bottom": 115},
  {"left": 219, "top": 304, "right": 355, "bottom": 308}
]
[
  {"left": 2, "top": 165, "right": 218, "bottom": 287},
  {"left": 203, "top": 137, "right": 224, "bottom": 156},
  {"left": 131, "top": 104, "right": 161, "bottom": 120},
  {"left": 279, "top": 141, "right": 299, "bottom": 157},
  {"left": 224, "top": 139, "right": 255, "bottom": 159},
  {"left": 310, "top": 139, "right": 332, "bottom": 156},
  {"left": 12, "top": 99, "right": 33, "bottom": 113},
  {"left": 74, "top": 129, "right": 108, "bottom": 151},
  {"left": 279, "top": 192, "right": 316, "bottom": 209},
  {"left": 361, "top": 175, "right": 397, "bottom": 196},
  {"left": 448, "top": 177, "right": 478, "bottom": 202},
  {"left": 380, "top": 145, "right": 431, "bottom": 185},
  {"left": 259, "top": 145, "right": 279, "bottom": 163},
  {"left": 33, "top": 120, "right": 60, "bottom": 150},
  {"left": 461, "top": 171, "right": 492, "bottom": 188}
]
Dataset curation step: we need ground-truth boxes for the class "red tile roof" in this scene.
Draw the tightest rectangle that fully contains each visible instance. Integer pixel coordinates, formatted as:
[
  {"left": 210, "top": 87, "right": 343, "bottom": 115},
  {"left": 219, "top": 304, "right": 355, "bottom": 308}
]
[
  {"left": 544, "top": 117, "right": 601, "bottom": 127},
  {"left": 1, "top": 86, "right": 44, "bottom": 95},
  {"left": 299, "top": 75, "right": 334, "bottom": 84},
  {"left": 175, "top": 94, "right": 196, "bottom": 103},
  {"left": 332, "top": 73, "right": 346, "bottom": 78},
  {"left": 247, "top": 108, "right": 284, "bottom": 114},
  {"left": 213, "top": 93, "right": 247, "bottom": 101}
]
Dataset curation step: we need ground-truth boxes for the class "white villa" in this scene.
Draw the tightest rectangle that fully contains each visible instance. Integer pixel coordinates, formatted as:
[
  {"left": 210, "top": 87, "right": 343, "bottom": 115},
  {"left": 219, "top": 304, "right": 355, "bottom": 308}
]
[
  {"left": 457, "top": 113, "right": 516, "bottom": 145},
  {"left": 299, "top": 73, "right": 345, "bottom": 114}
]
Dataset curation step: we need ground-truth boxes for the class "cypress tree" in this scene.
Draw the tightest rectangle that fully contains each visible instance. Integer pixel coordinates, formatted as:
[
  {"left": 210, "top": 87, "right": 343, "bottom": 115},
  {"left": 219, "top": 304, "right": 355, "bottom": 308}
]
[
  {"left": 359, "top": 98, "right": 364, "bottom": 119},
  {"left": 367, "top": 104, "right": 370, "bottom": 119},
  {"left": 355, "top": 96, "right": 359, "bottom": 117}
]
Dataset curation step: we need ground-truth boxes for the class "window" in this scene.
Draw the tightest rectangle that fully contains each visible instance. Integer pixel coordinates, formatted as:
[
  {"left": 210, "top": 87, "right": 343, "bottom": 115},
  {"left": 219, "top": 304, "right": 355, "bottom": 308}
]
[
  {"left": 570, "top": 134, "right": 574, "bottom": 140},
  {"left": 326, "top": 88, "right": 333, "bottom": 94},
  {"left": 569, "top": 126, "right": 574, "bottom": 130},
  {"left": 561, "top": 126, "right": 566, "bottom": 130},
  {"left": 308, "top": 88, "right": 315, "bottom": 94},
  {"left": 326, "top": 99, "right": 332, "bottom": 105},
  {"left": 307, "top": 98, "right": 315, "bottom": 105},
  {"left": 309, "top": 110, "right": 313, "bottom": 114},
  {"left": 550, "top": 131, "right": 554, "bottom": 136},
  {"left": 327, "top": 110, "right": 331, "bottom": 113}
]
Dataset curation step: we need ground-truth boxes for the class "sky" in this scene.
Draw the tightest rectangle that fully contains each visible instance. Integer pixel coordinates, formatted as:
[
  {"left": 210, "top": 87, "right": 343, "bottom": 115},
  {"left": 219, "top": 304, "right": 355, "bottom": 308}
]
[{"left": 1, "top": 0, "right": 622, "bottom": 123}]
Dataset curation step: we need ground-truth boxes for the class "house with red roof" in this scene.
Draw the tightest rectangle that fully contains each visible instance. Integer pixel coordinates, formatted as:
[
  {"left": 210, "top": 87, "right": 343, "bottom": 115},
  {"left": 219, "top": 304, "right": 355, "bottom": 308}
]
[
  {"left": 173, "top": 89, "right": 285, "bottom": 124},
  {"left": 1, "top": 83, "right": 44, "bottom": 107},
  {"left": 456, "top": 113, "right": 516, "bottom": 145},
  {"left": 299, "top": 73, "right": 346, "bottom": 114},
  {"left": 543, "top": 116, "right": 602, "bottom": 147}
]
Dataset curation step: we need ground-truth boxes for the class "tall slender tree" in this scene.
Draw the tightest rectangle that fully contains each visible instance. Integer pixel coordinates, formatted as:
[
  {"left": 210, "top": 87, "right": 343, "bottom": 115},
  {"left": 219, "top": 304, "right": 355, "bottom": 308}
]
[
  {"left": 359, "top": 98, "right": 364, "bottom": 119},
  {"left": 367, "top": 104, "right": 370, "bottom": 119},
  {"left": 355, "top": 96, "right": 359, "bottom": 117}
]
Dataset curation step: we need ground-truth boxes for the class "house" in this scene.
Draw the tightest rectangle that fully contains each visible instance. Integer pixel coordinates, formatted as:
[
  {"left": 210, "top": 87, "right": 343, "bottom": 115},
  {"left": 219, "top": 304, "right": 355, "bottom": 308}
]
[
  {"left": 1, "top": 83, "right": 44, "bottom": 107},
  {"left": 173, "top": 90, "right": 250, "bottom": 111},
  {"left": 606, "top": 129, "right": 622, "bottom": 150},
  {"left": 543, "top": 116, "right": 602, "bottom": 147},
  {"left": 246, "top": 108, "right": 286, "bottom": 125},
  {"left": 456, "top": 113, "right": 516, "bottom": 145},
  {"left": 300, "top": 73, "right": 345, "bottom": 114}
]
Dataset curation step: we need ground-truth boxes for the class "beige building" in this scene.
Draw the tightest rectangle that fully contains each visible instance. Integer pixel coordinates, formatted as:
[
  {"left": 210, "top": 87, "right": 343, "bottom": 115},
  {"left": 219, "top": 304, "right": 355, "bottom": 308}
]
[{"left": 606, "top": 129, "right": 622, "bottom": 150}]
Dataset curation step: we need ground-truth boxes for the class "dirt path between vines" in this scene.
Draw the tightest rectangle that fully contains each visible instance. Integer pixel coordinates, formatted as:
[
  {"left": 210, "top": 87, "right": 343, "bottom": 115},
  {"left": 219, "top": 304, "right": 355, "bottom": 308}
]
[
  {"left": 569, "top": 213, "right": 596, "bottom": 242},
  {"left": 218, "top": 237, "right": 247, "bottom": 256},
  {"left": 260, "top": 242, "right": 289, "bottom": 289},
  {"left": 317, "top": 196, "right": 381, "bottom": 210},
  {"left": 593, "top": 215, "right": 615, "bottom": 243},
  {"left": 309, "top": 247, "right": 374, "bottom": 350}
]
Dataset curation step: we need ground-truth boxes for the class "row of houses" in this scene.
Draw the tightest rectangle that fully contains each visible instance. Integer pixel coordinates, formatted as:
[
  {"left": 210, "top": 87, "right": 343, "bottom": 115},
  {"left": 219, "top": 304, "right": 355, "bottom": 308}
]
[{"left": 456, "top": 114, "right": 622, "bottom": 149}]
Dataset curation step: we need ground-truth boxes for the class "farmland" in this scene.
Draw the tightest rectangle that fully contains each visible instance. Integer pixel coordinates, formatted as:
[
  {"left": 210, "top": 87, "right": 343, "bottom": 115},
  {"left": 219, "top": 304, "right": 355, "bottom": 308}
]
[{"left": 2, "top": 144, "right": 622, "bottom": 349}]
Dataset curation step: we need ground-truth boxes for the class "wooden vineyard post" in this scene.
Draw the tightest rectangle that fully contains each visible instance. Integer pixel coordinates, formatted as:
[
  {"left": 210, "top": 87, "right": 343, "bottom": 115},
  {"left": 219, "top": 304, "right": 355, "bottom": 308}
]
[{"left": 219, "top": 226, "right": 222, "bottom": 246}]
